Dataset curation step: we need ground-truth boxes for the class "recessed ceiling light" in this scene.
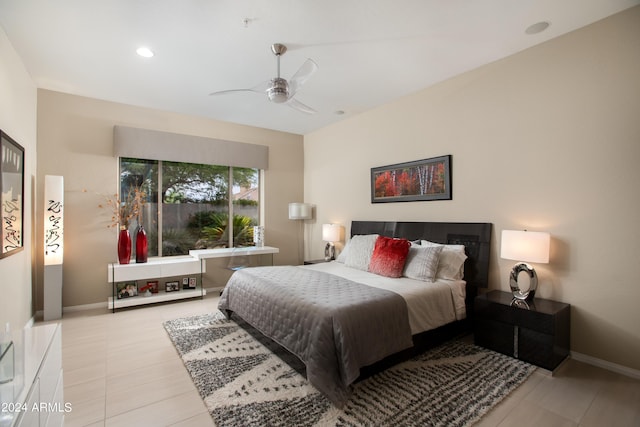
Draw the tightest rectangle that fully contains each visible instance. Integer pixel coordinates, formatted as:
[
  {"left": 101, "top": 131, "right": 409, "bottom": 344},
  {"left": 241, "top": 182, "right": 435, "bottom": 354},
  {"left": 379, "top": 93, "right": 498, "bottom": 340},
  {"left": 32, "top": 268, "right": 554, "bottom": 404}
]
[
  {"left": 136, "top": 47, "right": 154, "bottom": 58},
  {"left": 525, "top": 21, "right": 550, "bottom": 35}
]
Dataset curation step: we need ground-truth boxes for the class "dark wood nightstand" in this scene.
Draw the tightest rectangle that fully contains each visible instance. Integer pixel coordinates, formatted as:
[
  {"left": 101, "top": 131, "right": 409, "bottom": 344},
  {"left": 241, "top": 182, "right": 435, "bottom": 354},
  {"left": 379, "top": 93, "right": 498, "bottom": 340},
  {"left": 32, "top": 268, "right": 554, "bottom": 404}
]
[
  {"left": 474, "top": 290, "right": 570, "bottom": 371},
  {"left": 303, "top": 259, "right": 330, "bottom": 265}
]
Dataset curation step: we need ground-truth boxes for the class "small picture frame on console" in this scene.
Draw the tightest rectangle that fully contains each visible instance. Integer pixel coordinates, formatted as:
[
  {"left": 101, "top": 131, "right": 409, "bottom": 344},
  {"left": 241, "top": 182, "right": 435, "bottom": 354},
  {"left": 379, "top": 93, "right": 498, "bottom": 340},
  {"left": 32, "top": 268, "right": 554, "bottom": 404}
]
[
  {"left": 165, "top": 281, "right": 180, "bottom": 292},
  {"left": 116, "top": 282, "right": 138, "bottom": 299}
]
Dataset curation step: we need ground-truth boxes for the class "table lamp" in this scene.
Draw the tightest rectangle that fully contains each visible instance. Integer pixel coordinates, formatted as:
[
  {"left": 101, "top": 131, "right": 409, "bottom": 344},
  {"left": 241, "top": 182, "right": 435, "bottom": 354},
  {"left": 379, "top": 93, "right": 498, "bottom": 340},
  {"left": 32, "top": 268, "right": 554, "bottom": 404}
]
[
  {"left": 322, "top": 224, "right": 341, "bottom": 261},
  {"left": 500, "top": 230, "right": 550, "bottom": 300}
]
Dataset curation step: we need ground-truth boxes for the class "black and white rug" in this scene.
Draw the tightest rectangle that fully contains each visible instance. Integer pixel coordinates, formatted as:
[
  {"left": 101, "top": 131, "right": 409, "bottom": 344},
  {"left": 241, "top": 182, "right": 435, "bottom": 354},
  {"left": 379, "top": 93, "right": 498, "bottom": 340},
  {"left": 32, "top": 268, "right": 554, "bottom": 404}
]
[{"left": 163, "top": 312, "right": 535, "bottom": 427}]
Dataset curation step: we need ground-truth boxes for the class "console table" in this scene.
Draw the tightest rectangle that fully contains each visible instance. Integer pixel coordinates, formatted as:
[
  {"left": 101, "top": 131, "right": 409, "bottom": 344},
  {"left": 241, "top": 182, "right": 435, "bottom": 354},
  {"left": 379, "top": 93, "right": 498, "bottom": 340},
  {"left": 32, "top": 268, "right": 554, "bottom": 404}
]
[
  {"left": 189, "top": 246, "right": 279, "bottom": 261},
  {"left": 107, "top": 247, "right": 279, "bottom": 311},
  {"left": 107, "top": 256, "right": 204, "bottom": 311}
]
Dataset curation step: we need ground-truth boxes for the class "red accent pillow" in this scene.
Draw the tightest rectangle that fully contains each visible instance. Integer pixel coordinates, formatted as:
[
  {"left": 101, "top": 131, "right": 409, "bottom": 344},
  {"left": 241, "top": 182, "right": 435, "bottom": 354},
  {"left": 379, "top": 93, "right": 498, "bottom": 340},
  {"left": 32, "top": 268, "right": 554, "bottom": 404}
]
[{"left": 369, "top": 236, "right": 411, "bottom": 278}]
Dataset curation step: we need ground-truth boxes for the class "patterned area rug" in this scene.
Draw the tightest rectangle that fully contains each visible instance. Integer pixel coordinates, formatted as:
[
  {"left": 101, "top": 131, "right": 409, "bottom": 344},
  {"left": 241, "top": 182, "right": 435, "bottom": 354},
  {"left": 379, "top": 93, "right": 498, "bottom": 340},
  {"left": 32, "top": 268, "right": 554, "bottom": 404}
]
[{"left": 163, "top": 312, "right": 535, "bottom": 427}]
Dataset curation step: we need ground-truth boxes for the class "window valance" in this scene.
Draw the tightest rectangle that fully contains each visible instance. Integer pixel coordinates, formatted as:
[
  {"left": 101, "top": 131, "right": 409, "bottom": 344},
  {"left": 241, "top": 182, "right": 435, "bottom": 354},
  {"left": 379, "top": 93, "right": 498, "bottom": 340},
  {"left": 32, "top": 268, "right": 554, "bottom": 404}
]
[{"left": 113, "top": 126, "right": 269, "bottom": 170}]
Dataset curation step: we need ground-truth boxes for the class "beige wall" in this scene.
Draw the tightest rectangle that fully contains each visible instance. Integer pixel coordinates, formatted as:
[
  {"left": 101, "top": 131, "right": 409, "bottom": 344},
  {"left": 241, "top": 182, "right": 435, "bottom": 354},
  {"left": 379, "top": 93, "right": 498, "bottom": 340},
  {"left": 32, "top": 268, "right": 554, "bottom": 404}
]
[
  {"left": 35, "top": 90, "right": 304, "bottom": 308},
  {"left": 0, "top": 26, "right": 37, "bottom": 334},
  {"left": 304, "top": 7, "right": 640, "bottom": 371}
]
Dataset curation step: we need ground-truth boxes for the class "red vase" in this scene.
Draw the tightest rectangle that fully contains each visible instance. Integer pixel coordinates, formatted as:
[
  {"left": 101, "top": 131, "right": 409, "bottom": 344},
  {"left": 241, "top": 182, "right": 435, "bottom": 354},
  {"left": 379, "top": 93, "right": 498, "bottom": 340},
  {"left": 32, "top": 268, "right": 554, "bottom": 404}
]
[
  {"left": 136, "top": 225, "right": 148, "bottom": 263},
  {"left": 117, "top": 228, "right": 131, "bottom": 264}
]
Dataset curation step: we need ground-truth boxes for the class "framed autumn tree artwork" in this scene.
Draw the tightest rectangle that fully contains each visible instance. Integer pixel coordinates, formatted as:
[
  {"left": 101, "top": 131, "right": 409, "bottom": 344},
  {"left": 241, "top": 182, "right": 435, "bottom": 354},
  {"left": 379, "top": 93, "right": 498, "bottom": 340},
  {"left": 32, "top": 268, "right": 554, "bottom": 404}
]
[{"left": 371, "top": 155, "right": 451, "bottom": 203}]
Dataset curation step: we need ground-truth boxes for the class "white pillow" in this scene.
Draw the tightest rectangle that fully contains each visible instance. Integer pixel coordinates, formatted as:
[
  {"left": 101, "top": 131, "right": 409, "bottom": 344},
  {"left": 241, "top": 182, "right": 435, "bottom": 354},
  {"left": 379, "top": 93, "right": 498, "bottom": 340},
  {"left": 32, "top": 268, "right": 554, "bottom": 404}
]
[
  {"left": 335, "top": 241, "right": 349, "bottom": 263},
  {"left": 403, "top": 245, "right": 443, "bottom": 282},
  {"left": 344, "top": 234, "right": 379, "bottom": 271},
  {"left": 421, "top": 240, "right": 467, "bottom": 280}
]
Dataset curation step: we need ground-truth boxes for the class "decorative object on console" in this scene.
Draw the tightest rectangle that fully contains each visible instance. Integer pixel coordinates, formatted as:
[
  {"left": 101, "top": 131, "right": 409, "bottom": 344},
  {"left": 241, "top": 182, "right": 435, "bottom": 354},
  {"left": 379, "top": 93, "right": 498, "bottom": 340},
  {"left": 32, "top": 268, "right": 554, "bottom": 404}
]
[
  {"left": 135, "top": 225, "right": 148, "bottom": 263},
  {"left": 139, "top": 281, "right": 156, "bottom": 296},
  {"left": 253, "top": 225, "right": 265, "bottom": 247},
  {"left": 117, "top": 228, "right": 132, "bottom": 264},
  {"left": 99, "top": 185, "right": 146, "bottom": 264},
  {"left": 371, "top": 155, "right": 452, "bottom": 203},
  {"left": 44, "top": 175, "right": 64, "bottom": 321},
  {"left": 0, "top": 129, "right": 25, "bottom": 258},
  {"left": 501, "top": 230, "right": 550, "bottom": 300},
  {"left": 322, "top": 223, "right": 341, "bottom": 261}
]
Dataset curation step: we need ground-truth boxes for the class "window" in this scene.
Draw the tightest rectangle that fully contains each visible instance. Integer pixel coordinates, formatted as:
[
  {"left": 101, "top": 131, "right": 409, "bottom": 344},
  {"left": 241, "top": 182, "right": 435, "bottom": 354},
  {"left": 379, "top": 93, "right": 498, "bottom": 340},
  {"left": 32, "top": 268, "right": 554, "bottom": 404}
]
[{"left": 120, "top": 158, "right": 260, "bottom": 257}]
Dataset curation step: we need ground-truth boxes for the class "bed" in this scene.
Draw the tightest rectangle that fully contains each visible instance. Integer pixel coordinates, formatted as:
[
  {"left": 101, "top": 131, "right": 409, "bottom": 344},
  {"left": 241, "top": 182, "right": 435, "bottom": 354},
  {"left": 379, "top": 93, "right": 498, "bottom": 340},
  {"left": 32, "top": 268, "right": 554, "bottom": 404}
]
[{"left": 218, "top": 221, "right": 492, "bottom": 406}]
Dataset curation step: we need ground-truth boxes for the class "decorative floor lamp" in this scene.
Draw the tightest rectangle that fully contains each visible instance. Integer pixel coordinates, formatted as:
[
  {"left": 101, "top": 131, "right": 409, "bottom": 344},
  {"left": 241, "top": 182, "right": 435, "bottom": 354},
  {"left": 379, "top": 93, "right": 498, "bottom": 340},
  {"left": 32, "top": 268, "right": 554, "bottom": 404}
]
[
  {"left": 44, "top": 175, "right": 64, "bottom": 320},
  {"left": 289, "top": 202, "right": 312, "bottom": 264}
]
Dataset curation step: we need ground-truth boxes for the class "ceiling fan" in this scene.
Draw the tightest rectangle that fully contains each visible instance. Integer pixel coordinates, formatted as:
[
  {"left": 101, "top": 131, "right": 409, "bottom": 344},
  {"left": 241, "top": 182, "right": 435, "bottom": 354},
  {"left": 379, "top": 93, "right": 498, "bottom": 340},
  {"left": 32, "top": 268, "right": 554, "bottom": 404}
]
[{"left": 209, "top": 43, "right": 318, "bottom": 114}]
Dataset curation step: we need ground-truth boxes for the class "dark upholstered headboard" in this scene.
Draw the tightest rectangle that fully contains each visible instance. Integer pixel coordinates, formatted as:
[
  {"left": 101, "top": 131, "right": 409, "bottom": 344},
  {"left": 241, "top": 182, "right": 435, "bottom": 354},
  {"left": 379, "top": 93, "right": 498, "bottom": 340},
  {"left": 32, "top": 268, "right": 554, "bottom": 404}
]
[{"left": 350, "top": 221, "right": 492, "bottom": 291}]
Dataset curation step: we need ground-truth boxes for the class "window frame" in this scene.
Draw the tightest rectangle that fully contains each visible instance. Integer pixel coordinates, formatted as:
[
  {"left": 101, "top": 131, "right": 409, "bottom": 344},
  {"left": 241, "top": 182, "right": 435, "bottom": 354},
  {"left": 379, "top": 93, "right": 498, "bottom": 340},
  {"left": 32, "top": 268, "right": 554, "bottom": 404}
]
[{"left": 119, "top": 157, "right": 261, "bottom": 257}]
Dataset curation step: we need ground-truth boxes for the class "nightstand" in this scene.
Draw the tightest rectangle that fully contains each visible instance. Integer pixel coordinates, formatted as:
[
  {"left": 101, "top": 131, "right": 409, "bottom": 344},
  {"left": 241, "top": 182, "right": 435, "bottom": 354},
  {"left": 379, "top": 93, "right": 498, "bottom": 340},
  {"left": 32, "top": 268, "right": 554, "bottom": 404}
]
[
  {"left": 474, "top": 290, "right": 570, "bottom": 371},
  {"left": 303, "top": 259, "right": 330, "bottom": 265}
]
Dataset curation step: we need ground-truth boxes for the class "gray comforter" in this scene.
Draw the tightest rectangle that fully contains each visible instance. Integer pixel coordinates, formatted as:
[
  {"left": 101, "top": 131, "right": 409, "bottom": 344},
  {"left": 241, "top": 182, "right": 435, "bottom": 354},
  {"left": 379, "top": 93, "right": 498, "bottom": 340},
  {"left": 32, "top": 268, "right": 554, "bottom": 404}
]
[{"left": 218, "top": 265, "right": 413, "bottom": 405}]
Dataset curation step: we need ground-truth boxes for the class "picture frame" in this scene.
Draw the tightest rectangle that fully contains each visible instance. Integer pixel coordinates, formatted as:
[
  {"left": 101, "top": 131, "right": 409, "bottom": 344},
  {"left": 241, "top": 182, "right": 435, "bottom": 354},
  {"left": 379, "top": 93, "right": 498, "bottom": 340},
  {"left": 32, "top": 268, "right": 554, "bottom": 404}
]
[
  {"left": 116, "top": 282, "right": 138, "bottom": 299},
  {"left": 371, "top": 155, "right": 452, "bottom": 203},
  {"left": 165, "top": 281, "right": 180, "bottom": 292},
  {"left": 182, "top": 277, "right": 189, "bottom": 288},
  {"left": 1, "top": 130, "right": 25, "bottom": 258},
  {"left": 146, "top": 280, "right": 159, "bottom": 294},
  {"left": 188, "top": 277, "right": 197, "bottom": 289}
]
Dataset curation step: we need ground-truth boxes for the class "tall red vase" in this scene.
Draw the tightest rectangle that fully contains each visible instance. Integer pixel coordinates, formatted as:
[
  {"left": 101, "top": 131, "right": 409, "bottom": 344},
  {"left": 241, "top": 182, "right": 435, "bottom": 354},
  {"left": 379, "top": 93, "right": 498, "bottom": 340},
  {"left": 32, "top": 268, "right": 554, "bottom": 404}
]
[
  {"left": 136, "top": 225, "right": 148, "bottom": 263},
  {"left": 117, "top": 228, "right": 131, "bottom": 264}
]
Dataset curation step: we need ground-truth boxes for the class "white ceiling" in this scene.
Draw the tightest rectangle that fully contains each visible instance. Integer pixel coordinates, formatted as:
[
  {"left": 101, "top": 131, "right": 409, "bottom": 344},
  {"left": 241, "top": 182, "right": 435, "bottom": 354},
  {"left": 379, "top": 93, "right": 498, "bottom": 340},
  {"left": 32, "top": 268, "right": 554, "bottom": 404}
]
[{"left": 1, "top": 0, "right": 638, "bottom": 135}]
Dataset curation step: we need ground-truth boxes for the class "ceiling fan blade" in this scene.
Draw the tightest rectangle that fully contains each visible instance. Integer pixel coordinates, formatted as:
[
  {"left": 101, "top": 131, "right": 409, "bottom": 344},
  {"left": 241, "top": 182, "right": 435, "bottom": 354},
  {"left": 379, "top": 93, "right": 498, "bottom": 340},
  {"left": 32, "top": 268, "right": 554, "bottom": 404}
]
[
  {"left": 286, "top": 98, "right": 317, "bottom": 114},
  {"left": 209, "top": 80, "right": 270, "bottom": 96},
  {"left": 288, "top": 58, "right": 318, "bottom": 97}
]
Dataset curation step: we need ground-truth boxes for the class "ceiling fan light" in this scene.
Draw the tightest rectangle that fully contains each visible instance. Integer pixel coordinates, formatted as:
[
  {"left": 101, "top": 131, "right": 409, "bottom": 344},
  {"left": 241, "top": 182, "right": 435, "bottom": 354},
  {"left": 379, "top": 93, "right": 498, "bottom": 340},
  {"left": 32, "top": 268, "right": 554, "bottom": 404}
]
[
  {"left": 268, "top": 77, "right": 289, "bottom": 103},
  {"left": 268, "top": 90, "right": 288, "bottom": 103}
]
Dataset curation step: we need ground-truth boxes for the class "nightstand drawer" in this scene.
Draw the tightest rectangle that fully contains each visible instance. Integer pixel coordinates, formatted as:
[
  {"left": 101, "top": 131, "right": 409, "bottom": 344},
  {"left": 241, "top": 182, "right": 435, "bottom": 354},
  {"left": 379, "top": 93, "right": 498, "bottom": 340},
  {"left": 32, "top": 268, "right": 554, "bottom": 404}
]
[
  {"left": 475, "top": 298, "right": 517, "bottom": 325},
  {"left": 474, "top": 318, "right": 515, "bottom": 356}
]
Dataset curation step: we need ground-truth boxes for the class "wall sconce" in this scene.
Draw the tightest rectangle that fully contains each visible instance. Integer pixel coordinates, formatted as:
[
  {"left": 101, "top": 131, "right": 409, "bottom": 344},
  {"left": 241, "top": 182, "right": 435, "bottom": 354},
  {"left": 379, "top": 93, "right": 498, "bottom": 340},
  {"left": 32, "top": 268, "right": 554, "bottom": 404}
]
[
  {"left": 288, "top": 202, "right": 312, "bottom": 220},
  {"left": 44, "top": 175, "right": 64, "bottom": 320},
  {"left": 501, "top": 230, "right": 550, "bottom": 301},
  {"left": 322, "top": 224, "right": 342, "bottom": 261}
]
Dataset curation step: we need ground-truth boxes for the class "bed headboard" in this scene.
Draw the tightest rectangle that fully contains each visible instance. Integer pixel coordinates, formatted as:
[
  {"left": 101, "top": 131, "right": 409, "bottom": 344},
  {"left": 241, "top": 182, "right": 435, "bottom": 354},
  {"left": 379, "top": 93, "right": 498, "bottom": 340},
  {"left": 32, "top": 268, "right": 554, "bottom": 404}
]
[{"left": 350, "top": 221, "right": 492, "bottom": 290}]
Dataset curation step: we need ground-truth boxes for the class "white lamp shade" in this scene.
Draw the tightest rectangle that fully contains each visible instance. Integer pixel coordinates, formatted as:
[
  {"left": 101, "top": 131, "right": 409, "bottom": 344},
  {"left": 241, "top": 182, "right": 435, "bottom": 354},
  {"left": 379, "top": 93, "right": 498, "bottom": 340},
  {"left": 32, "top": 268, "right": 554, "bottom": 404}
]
[
  {"left": 322, "top": 224, "right": 341, "bottom": 242},
  {"left": 501, "top": 230, "right": 550, "bottom": 264},
  {"left": 44, "top": 175, "right": 64, "bottom": 265},
  {"left": 288, "top": 202, "right": 312, "bottom": 220}
]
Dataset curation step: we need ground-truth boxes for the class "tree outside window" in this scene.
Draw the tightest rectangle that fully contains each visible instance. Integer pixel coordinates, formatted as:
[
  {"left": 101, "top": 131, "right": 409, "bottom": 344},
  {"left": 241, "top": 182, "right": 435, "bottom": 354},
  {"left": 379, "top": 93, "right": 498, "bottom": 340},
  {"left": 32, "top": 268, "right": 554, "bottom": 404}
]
[{"left": 120, "top": 158, "right": 260, "bottom": 257}]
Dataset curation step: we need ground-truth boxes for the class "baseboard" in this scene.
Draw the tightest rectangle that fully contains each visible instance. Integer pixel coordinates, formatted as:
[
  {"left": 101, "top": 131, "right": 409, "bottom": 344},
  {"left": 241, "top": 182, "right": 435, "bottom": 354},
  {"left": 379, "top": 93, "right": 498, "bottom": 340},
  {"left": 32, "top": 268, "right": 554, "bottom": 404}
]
[
  {"left": 63, "top": 302, "right": 106, "bottom": 313},
  {"left": 206, "top": 286, "right": 224, "bottom": 294},
  {"left": 571, "top": 350, "right": 640, "bottom": 380},
  {"left": 58, "top": 288, "right": 222, "bottom": 314}
]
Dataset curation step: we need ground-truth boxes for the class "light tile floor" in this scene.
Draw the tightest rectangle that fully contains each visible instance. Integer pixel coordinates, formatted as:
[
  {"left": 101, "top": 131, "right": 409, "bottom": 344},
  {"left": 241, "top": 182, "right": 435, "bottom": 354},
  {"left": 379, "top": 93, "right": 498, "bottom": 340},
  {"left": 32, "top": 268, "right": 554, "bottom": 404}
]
[{"left": 42, "top": 294, "right": 640, "bottom": 426}]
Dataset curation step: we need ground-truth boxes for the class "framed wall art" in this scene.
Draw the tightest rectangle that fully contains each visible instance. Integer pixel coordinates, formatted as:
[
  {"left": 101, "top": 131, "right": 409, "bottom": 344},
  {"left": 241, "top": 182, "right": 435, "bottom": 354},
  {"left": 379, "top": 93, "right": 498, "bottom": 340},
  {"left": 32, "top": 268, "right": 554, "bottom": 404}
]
[
  {"left": 1, "top": 130, "right": 25, "bottom": 258},
  {"left": 371, "top": 155, "right": 451, "bottom": 203}
]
